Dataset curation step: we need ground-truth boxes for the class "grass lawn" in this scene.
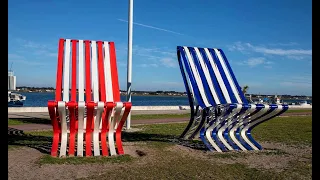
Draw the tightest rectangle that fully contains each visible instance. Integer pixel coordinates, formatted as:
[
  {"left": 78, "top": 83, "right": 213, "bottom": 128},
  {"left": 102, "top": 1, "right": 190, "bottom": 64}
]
[
  {"left": 8, "top": 108, "right": 311, "bottom": 126},
  {"left": 8, "top": 115, "right": 312, "bottom": 179}
]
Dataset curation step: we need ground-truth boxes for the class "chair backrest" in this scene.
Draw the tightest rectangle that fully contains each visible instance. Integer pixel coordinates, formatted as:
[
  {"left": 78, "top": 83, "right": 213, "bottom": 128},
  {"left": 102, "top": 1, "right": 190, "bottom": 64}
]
[
  {"left": 55, "top": 39, "right": 121, "bottom": 103},
  {"left": 177, "top": 46, "right": 248, "bottom": 109}
]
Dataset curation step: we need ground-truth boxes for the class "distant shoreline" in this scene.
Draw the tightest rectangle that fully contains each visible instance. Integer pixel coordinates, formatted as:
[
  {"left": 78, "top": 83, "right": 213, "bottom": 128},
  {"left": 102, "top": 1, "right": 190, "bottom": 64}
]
[
  {"left": 11, "top": 91, "right": 312, "bottom": 100},
  {"left": 12, "top": 91, "right": 188, "bottom": 97}
]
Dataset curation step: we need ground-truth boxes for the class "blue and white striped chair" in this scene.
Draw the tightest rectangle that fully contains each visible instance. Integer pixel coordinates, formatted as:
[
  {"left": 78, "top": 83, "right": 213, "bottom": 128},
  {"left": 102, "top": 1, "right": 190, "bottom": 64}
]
[{"left": 177, "top": 46, "right": 289, "bottom": 152}]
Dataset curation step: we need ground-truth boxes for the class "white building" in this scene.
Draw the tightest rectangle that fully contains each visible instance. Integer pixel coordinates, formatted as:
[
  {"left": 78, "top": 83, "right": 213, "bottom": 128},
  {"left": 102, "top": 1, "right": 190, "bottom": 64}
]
[{"left": 8, "top": 70, "right": 16, "bottom": 91}]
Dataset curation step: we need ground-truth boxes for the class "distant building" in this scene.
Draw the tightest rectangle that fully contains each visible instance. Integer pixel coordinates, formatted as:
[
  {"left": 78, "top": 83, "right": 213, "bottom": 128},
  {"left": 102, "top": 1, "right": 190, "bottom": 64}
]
[{"left": 8, "top": 70, "right": 16, "bottom": 91}]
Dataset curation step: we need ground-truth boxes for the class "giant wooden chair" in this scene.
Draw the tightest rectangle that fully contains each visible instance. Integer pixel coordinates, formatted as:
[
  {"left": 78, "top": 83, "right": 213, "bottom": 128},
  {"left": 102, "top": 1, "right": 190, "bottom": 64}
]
[
  {"left": 177, "top": 46, "right": 288, "bottom": 152},
  {"left": 48, "top": 39, "right": 131, "bottom": 157}
]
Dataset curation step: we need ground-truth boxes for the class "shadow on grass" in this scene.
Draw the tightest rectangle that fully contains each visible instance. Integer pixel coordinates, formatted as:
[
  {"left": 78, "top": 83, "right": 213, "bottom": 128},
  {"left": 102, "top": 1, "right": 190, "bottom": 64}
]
[
  {"left": 8, "top": 128, "right": 53, "bottom": 154},
  {"left": 9, "top": 118, "right": 51, "bottom": 125},
  {"left": 8, "top": 128, "right": 207, "bottom": 155}
]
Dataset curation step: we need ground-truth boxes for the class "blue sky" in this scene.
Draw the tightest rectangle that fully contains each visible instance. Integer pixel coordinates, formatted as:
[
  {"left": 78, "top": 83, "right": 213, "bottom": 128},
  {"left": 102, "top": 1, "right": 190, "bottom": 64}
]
[{"left": 8, "top": 0, "right": 312, "bottom": 96}]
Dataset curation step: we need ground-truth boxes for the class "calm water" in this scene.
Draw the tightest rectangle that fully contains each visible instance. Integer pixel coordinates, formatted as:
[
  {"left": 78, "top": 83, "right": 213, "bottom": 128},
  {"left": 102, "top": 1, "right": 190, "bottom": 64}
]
[
  {"left": 17, "top": 92, "right": 312, "bottom": 107},
  {"left": 18, "top": 92, "right": 190, "bottom": 107}
]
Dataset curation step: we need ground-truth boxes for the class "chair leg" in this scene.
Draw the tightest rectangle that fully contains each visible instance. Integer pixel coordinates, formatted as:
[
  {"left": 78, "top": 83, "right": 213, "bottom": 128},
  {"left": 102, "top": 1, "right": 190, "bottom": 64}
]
[
  {"left": 206, "top": 104, "right": 238, "bottom": 152},
  {"left": 217, "top": 118, "right": 235, "bottom": 151},
  {"left": 77, "top": 101, "right": 85, "bottom": 157},
  {"left": 93, "top": 102, "right": 104, "bottom": 156},
  {"left": 57, "top": 101, "right": 68, "bottom": 157},
  {"left": 223, "top": 119, "right": 239, "bottom": 150},
  {"left": 231, "top": 106, "right": 256, "bottom": 151},
  {"left": 100, "top": 103, "right": 113, "bottom": 156},
  {"left": 227, "top": 105, "right": 251, "bottom": 151},
  {"left": 48, "top": 101, "right": 60, "bottom": 157},
  {"left": 210, "top": 115, "right": 229, "bottom": 151},
  {"left": 179, "top": 105, "right": 199, "bottom": 139},
  {"left": 242, "top": 105, "right": 288, "bottom": 150},
  {"left": 85, "top": 102, "right": 95, "bottom": 157},
  {"left": 68, "top": 101, "right": 77, "bottom": 156},
  {"left": 116, "top": 102, "right": 132, "bottom": 155},
  {"left": 109, "top": 103, "right": 122, "bottom": 156},
  {"left": 187, "top": 108, "right": 206, "bottom": 140},
  {"left": 199, "top": 107, "right": 221, "bottom": 152}
]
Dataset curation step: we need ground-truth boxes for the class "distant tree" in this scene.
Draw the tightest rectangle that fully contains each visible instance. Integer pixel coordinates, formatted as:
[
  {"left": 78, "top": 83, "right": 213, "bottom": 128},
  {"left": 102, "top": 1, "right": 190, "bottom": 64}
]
[{"left": 241, "top": 85, "right": 249, "bottom": 94}]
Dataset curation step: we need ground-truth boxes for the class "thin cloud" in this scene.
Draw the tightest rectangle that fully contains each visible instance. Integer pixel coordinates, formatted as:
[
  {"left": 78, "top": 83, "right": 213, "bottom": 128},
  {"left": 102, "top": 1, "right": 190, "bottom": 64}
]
[
  {"left": 138, "top": 63, "right": 158, "bottom": 68},
  {"left": 9, "top": 59, "right": 47, "bottom": 66},
  {"left": 268, "top": 75, "right": 312, "bottom": 86},
  {"left": 117, "top": 61, "right": 127, "bottom": 67},
  {"left": 15, "top": 38, "right": 57, "bottom": 57},
  {"left": 228, "top": 42, "right": 312, "bottom": 58},
  {"left": 252, "top": 46, "right": 312, "bottom": 56},
  {"left": 280, "top": 81, "right": 312, "bottom": 88},
  {"left": 237, "top": 57, "right": 273, "bottom": 67},
  {"left": 160, "top": 57, "right": 177, "bottom": 68},
  {"left": 8, "top": 53, "right": 48, "bottom": 66},
  {"left": 117, "top": 19, "right": 184, "bottom": 35},
  {"left": 269, "top": 42, "right": 299, "bottom": 46}
]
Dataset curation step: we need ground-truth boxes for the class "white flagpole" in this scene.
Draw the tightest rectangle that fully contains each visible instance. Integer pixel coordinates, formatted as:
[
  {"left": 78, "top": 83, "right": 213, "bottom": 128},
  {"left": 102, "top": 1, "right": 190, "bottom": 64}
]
[{"left": 126, "top": 0, "right": 133, "bottom": 129}]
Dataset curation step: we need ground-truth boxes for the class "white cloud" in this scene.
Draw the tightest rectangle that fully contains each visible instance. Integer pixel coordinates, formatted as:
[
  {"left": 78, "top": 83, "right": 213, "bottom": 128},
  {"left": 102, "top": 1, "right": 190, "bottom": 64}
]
[
  {"left": 138, "top": 63, "right": 158, "bottom": 68},
  {"left": 269, "top": 42, "right": 299, "bottom": 46},
  {"left": 8, "top": 53, "right": 48, "bottom": 66},
  {"left": 253, "top": 46, "right": 311, "bottom": 56},
  {"left": 228, "top": 41, "right": 312, "bottom": 59},
  {"left": 14, "top": 38, "right": 57, "bottom": 57},
  {"left": 9, "top": 59, "right": 46, "bottom": 66},
  {"left": 160, "top": 58, "right": 177, "bottom": 68},
  {"left": 267, "top": 74, "right": 312, "bottom": 89},
  {"left": 228, "top": 42, "right": 248, "bottom": 53},
  {"left": 117, "top": 61, "right": 127, "bottom": 67},
  {"left": 237, "top": 57, "right": 273, "bottom": 67},
  {"left": 246, "top": 57, "right": 265, "bottom": 66},
  {"left": 8, "top": 54, "right": 24, "bottom": 60},
  {"left": 279, "top": 81, "right": 312, "bottom": 88}
]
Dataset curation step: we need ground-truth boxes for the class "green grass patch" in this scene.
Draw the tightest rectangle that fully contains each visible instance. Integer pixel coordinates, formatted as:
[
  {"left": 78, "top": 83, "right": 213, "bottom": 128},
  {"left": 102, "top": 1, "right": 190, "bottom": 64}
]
[
  {"left": 285, "top": 109, "right": 312, "bottom": 113},
  {"left": 38, "top": 154, "right": 133, "bottom": 165},
  {"left": 131, "top": 113, "right": 190, "bottom": 120},
  {"left": 8, "top": 116, "right": 311, "bottom": 149},
  {"left": 80, "top": 153, "right": 285, "bottom": 180},
  {"left": 137, "top": 123, "right": 187, "bottom": 136},
  {"left": 8, "top": 119, "right": 26, "bottom": 125},
  {"left": 7, "top": 108, "right": 311, "bottom": 126},
  {"left": 252, "top": 116, "right": 312, "bottom": 146},
  {"left": 8, "top": 145, "right": 22, "bottom": 150},
  {"left": 210, "top": 152, "right": 247, "bottom": 159},
  {"left": 8, "top": 118, "right": 51, "bottom": 125},
  {"left": 209, "top": 149, "right": 288, "bottom": 159},
  {"left": 26, "top": 130, "right": 53, "bottom": 137},
  {"left": 257, "top": 149, "right": 288, "bottom": 156}
]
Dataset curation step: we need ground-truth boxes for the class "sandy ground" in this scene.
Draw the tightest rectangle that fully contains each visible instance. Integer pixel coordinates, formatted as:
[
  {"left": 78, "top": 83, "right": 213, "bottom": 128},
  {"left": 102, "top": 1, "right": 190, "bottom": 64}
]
[{"left": 8, "top": 141, "right": 311, "bottom": 180}]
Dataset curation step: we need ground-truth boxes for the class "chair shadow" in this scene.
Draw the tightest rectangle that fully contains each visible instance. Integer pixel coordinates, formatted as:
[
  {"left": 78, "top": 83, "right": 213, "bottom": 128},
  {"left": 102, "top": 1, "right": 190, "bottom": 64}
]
[
  {"left": 8, "top": 128, "right": 207, "bottom": 155},
  {"left": 122, "top": 132, "right": 207, "bottom": 150},
  {"left": 9, "top": 118, "right": 51, "bottom": 125},
  {"left": 8, "top": 128, "right": 53, "bottom": 154}
]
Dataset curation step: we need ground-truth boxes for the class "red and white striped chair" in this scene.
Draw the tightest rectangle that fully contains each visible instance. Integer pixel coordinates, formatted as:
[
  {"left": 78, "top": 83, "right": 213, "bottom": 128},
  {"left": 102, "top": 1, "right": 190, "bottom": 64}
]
[{"left": 48, "top": 38, "right": 132, "bottom": 157}]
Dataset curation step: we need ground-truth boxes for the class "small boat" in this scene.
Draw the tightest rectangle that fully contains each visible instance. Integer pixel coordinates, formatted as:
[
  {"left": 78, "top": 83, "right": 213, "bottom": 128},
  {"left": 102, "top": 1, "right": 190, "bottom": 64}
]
[
  {"left": 298, "top": 100, "right": 311, "bottom": 106},
  {"left": 8, "top": 91, "right": 26, "bottom": 107}
]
